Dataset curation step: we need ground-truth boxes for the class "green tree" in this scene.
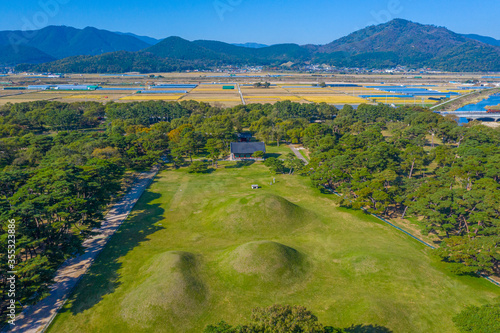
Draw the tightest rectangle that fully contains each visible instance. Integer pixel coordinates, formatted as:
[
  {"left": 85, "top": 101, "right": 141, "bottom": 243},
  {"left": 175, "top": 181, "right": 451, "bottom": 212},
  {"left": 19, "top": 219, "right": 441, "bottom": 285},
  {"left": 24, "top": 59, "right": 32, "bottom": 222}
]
[
  {"left": 204, "top": 305, "right": 336, "bottom": 333},
  {"left": 453, "top": 301, "right": 500, "bottom": 333},
  {"left": 187, "top": 161, "right": 209, "bottom": 173},
  {"left": 401, "top": 145, "right": 426, "bottom": 179},
  {"left": 252, "top": 150, "right": 265, "bottom": 159},
  {"left": 250, "top": 304, "right": 325, "bottom": 333},
  {"left": 284, "top": 153, "right": 305, "bottom": 175},
  {"left": 264, "top": 157, "right": 285, "bottom": 174},
  {"left": 206, "top": 138, "right": 225, "bottom": 167}
]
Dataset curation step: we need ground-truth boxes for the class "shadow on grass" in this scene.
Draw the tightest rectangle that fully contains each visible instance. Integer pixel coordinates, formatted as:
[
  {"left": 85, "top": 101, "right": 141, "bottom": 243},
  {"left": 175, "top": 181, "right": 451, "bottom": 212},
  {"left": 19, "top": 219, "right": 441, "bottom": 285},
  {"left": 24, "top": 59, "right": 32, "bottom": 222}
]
[
  {"left": 61, "top": 188, "right": 164, "bottom": 315},
  {"left": 225, "top": 160, "right": 255, "bottom": 169},
  {"left": 265, "top": 153, "right": 282, "bottom": 159},
  {"left": 188, "top": 168, "right": 216, "bottom": 174},
  {"left": 343, "top": 324, "right": 393, "bottom": 333}
]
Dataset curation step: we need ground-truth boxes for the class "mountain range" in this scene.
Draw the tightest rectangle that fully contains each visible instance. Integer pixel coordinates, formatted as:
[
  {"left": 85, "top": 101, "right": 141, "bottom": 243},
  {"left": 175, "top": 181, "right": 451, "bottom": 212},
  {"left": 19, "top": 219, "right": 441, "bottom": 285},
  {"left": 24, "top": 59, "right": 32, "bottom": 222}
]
[
  {"left": 7, "top": 19, "right": 500, "bottom": 72},
  {"left": 0, "top": 26, "right": 150, "bottom": 64},
  {"left": 461, "top": 34, "right": 500, "bottom": 47}
]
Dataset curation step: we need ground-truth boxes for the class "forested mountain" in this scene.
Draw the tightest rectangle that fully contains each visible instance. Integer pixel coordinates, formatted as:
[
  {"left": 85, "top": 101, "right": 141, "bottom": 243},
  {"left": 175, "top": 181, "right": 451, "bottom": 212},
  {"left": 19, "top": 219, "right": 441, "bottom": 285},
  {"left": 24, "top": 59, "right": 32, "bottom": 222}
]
[
  {"left": 15, "top": 51, "right": 199, "bottom": 74},
  {"left": 145, "top": 37, "right": 227, "bottom": 62},
  {"left": 313, "top": 19, "right": 500, "bottom": 71},
  {"left": 0, "top": 26, "right": 150, "bottom": 64},
  {"left": 145, "top": 38, "right": 311, "bottom": 65},
  {"left": 0, "top": 44, "right": 55, "bottom": 66},
  {"left": 319, "top": 19, "right": 467, "bottom": 54},
  {"left": 12, "top": 19, "right": 500, "bottom": 72}
]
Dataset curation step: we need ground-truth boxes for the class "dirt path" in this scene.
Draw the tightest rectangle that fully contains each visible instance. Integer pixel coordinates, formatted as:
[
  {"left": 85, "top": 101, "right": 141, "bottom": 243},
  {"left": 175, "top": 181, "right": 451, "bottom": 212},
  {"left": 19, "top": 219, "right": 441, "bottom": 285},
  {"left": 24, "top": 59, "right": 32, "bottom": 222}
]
[{"left": 4, "top": 166, "right": 160, "bottom": 333}]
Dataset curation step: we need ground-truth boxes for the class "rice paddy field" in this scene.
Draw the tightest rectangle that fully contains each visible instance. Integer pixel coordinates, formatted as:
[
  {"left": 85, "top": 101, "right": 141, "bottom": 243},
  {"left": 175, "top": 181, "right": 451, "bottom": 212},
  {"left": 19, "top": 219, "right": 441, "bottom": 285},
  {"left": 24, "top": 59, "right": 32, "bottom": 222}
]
[
  {"left": 120, "top": 95, "right": 184, "bottom": 101},
  {"left": 1, "top": 72, "right": 496, "bottom": 107},
  {"left": 301, "top": 95, "right": 368, "bottom": 104},
  {"left": 0, "top": 91, "right": 75, "bottom": 105},
  {"left": 47, "top": 147, "right": 499, "bottom": 333}
]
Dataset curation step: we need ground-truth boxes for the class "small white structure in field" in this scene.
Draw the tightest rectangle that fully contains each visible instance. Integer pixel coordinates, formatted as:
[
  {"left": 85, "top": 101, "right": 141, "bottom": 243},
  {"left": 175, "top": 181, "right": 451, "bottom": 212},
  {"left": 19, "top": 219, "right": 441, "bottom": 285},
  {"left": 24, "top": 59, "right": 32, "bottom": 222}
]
[{"left": 251, "top": 185, "right": 259, "bottom": 189}]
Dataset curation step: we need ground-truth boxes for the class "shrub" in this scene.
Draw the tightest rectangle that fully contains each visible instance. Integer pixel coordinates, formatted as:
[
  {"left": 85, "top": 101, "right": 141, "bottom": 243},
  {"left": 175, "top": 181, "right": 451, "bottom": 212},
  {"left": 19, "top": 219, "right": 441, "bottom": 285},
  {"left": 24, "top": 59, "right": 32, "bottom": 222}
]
[{"left": 187, "top": 161, "right": 209, "bottom": 173}]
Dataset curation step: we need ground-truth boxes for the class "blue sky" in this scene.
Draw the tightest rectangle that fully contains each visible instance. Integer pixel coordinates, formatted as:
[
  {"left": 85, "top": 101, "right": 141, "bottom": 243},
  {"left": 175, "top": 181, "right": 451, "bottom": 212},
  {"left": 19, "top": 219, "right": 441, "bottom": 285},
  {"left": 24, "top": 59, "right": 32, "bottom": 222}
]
[{"left": 1, "top": 0, "right": 499, "bottom": 44}]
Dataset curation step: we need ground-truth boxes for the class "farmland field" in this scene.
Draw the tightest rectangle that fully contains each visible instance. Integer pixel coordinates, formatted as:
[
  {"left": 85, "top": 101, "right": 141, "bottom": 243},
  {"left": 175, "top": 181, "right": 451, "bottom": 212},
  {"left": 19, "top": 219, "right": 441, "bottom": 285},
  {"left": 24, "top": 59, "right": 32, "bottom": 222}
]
[
  {"left": 301, "top": 95, "right": 368, "bottom": 104},
  {"left": 119, "top": 95, "right": 184, "bottom": 101},
  {"left": 47, "top": 150, "right": 499, "bottom": 333},
  {"left": 0, "top": 73, "right": 492, "bottom": 107}
]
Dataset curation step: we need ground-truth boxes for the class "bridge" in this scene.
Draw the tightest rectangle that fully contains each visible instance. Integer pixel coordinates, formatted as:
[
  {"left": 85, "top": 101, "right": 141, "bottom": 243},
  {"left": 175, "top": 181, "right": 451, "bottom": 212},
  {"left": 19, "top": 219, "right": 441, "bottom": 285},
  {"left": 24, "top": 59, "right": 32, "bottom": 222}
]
[{"left": 436, "top": 111, "right": 500, "bottom": 121}]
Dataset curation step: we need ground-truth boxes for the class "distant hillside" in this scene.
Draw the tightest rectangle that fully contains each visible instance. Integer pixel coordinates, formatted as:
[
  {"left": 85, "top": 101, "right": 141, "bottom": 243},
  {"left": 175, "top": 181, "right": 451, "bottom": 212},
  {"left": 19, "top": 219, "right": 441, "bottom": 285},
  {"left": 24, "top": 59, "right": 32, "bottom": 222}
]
[
  {"left": 13, "top": 19, "right": 500, "bottom": 72},
  {"left": 0, "top": 44, "right": 55, "bottom": 66},
  {"left": 0, "top": 26, "right": 150, "bottom": 64},
  {"left": 114, "top": 32, "right": 161, "bottom": 45},
  {"left": 145, "top": 37, "right": 310, "bottom": 66},
  {"left": 145, "top": 37, "right": 227, "bottom": 63},
  {"left": 16, "top": 51, "right": 199, "bottom": 73},
  {"left": 461, "top": 33, "right": 500, "bottom": 47},
  {"left": 232, "top": 43, "right": 268, "bottom": 48}
]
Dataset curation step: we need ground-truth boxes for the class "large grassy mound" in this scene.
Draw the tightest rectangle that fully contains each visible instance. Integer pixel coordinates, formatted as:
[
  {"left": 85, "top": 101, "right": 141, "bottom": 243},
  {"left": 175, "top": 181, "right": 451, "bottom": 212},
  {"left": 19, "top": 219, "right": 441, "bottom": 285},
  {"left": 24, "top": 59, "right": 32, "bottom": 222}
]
[
  {"left": 224, "top": 240, "right": 308, "bottom": 284},
  {"left": 206, "top": 193, "right": 315, "bottom": 234},
  {"left": 120, "top": 251, "right": 207, "bottom": 331}
]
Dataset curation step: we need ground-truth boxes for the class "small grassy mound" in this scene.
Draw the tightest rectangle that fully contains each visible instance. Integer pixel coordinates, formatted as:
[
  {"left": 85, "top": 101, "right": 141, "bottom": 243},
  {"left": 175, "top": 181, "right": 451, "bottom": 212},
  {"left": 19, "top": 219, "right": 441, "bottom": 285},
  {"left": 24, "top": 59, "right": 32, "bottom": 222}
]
[
  {"left": 206, "top": 193, "right": 314, "bottom": 234},
  {"left": 224, "top": 241, "right": 308, "bottom": 284},
  {"left": 120, "top": 251, "right": 207, "bottom": 331}
]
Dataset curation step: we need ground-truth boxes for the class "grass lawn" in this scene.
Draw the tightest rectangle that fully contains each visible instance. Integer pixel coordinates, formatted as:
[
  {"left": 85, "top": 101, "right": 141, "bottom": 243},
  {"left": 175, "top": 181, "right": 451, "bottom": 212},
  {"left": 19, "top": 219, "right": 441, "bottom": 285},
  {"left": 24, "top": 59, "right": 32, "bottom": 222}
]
[
  {"left": 264, "top": 142, "right": 292, "bottom": 158},
  {"left": 48, "top": 155, "right": 499, "bottom": 332}
]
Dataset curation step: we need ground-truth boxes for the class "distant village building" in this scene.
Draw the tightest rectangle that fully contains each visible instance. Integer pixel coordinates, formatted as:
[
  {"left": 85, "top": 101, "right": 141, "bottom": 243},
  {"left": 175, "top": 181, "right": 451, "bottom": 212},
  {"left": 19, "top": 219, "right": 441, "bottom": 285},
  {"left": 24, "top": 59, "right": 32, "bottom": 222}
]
[
  {"left": 27, "top": 84, "right": 98, "bottom": 91},
  {"left": 230, "top": 142, "right": 266, "bottom": 161}
]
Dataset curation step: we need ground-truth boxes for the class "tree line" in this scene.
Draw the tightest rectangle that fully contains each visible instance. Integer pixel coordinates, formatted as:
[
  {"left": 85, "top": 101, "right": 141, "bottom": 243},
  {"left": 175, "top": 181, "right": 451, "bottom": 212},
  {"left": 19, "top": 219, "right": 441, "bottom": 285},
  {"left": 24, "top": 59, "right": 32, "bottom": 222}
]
[{"left": 303, "top": 104, "right": 500, "bottom": 277}]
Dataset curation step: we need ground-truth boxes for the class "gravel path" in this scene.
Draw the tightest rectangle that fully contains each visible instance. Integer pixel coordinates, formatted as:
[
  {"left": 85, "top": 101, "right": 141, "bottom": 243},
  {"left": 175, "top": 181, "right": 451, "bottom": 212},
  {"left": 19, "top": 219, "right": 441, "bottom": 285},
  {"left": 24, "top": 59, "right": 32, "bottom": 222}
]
[{"left": 288, "top": 144, "right": 309, "bottom": 165}]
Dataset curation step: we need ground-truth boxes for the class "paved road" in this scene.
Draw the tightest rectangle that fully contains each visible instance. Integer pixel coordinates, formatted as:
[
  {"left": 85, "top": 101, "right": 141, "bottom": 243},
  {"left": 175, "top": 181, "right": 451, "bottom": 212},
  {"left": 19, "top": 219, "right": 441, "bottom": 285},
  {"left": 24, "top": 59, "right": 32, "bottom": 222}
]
[
  {"left": 237, "top": 83, "right": 246, "bottom": 105},
  {"left": 4, "top": 166, "right": 160, "bottom": 333},
  {"left": 288, "top": 144, "right": 309, "bottom": 165}
]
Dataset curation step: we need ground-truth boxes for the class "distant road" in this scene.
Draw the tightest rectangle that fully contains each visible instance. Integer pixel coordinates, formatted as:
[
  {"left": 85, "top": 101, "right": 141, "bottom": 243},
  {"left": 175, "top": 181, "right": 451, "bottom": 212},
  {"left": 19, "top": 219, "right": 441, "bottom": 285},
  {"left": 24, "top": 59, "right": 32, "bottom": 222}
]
[
  {"left": 237, "top": 83, "right": 246, "bottom": 105},
  {"left": 3, "top": 166, "right": 160, "bottom": 333},
  {"left": 430, "top": 88, "right": 498, "bottom": 111},
  {"left": 430, "top": 90, "right": 477, "bottom": 110}
]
